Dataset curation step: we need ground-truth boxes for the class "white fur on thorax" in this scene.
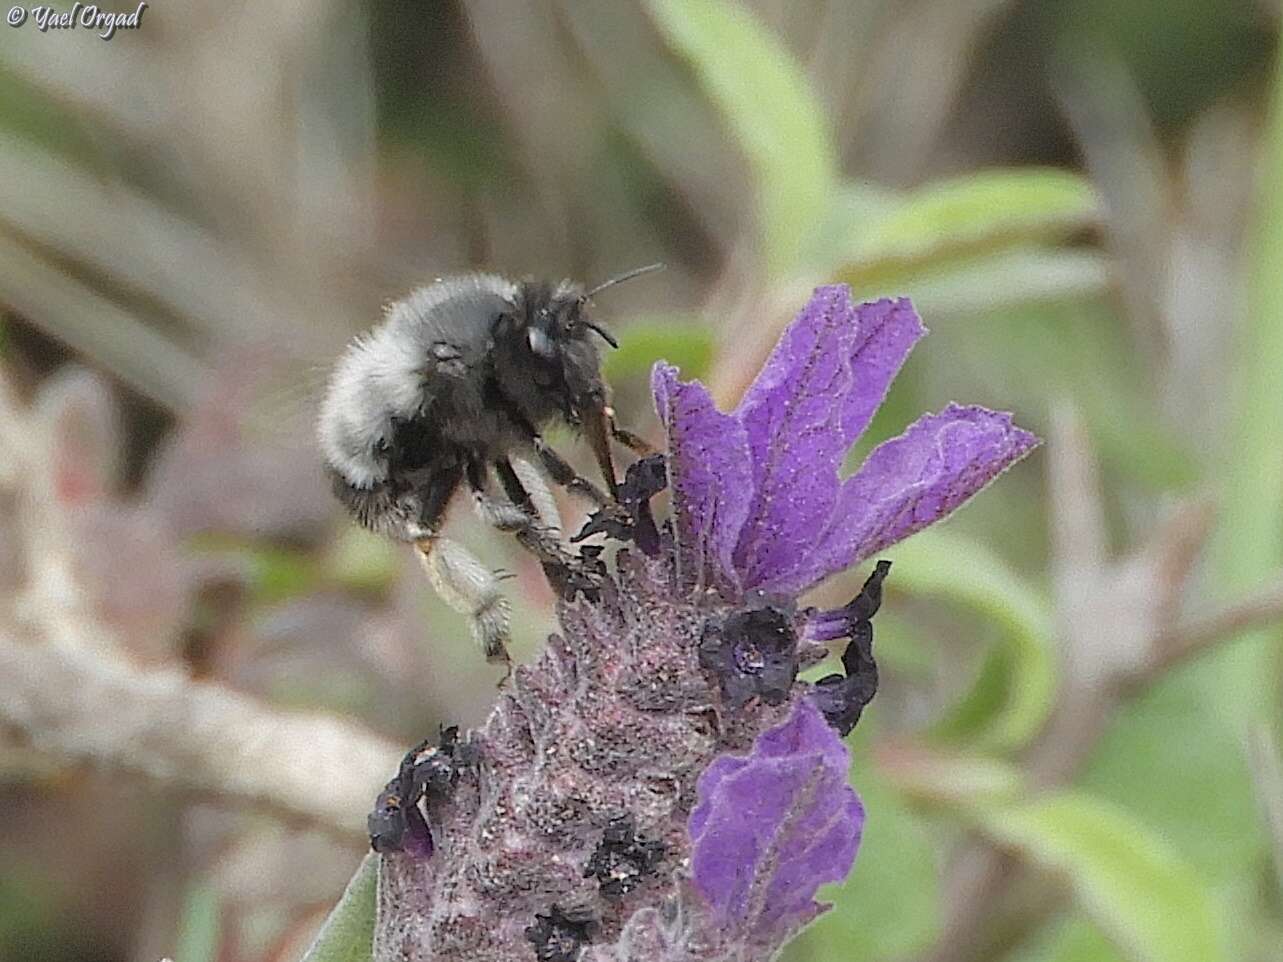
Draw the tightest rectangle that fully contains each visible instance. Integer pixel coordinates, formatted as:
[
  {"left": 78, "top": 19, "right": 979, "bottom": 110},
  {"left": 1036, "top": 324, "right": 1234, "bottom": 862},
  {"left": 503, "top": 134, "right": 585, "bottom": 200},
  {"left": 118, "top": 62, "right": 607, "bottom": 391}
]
[{"left": 317, "top": 274, "right": 518, "bottom": 490}]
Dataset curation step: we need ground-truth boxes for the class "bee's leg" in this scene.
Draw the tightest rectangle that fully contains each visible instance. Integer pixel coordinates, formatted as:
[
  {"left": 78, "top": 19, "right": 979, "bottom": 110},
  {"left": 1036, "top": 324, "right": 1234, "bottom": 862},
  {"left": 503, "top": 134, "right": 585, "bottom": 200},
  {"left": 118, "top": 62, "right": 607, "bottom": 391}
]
[
  {"left": 479, "top": 459, "right": 569, "bottom": 558},
  {"left": 328, "top": 468, "right": 434, "bottom": 541},
  {"left": 481, "top": 459, "right": 605, "bottom": 601},
  {"left": 530, "top": 436, "right": 612, "bottom": 508},
  {"left": 604, "top": 405, "right": 655, "bottom": 455},
  {"left": 467, "top": 459, "right": 543, "bottom": 533},
  {"left": 411, "top": 465, "right": 511, "bottom": 664},
  {"left": 415, "top": 535, "right": 511, "bottom": 664},
  {"left": 507, "top": 454, "right": 563, "bottom": 535}
]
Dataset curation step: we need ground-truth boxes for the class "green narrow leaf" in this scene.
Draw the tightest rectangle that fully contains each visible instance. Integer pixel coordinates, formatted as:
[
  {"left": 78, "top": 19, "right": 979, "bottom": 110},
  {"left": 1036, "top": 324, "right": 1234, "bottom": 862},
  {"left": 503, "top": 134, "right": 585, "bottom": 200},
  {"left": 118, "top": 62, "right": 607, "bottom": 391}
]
[
  {"left": 840, "top": 247, "right": 1111, "bottom": 320},
  {"left": 648, "top": 0, "right": 836, "bottom": 277},
  {"left": 299, "top": 854, "right": 378, "bottom": 962},
  {"left": 880, "top": 528, "right": 1057, "bottom": 752},
  {"left": 1069, "top": 48, "right": 1283, "bottom": 958},
  {"left": 174, "top": 883, "right": 221, "bottom": 962},
  {"left": 879, "top": 746, "right": 1026, "bottom": 806},
  {"left": 1200, "top": 0, "right": 1283, "bottom": 723},
  {"left": 803, "top": 179, "right": 902, "bottom": 271},
  {"left": 843, "top": 168, "right": 1099, "bottom": 273},
  {"left": 975, "top": 793, "right": 1226, "bottom": 962}
]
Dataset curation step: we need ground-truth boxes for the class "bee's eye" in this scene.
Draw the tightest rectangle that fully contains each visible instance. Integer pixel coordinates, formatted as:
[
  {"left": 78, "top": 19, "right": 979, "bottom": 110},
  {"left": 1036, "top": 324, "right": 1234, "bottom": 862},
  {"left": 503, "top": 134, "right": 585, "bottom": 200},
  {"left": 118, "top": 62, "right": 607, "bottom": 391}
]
[{"left": 527, "top": 326, "right": 555, "bottom": 358}]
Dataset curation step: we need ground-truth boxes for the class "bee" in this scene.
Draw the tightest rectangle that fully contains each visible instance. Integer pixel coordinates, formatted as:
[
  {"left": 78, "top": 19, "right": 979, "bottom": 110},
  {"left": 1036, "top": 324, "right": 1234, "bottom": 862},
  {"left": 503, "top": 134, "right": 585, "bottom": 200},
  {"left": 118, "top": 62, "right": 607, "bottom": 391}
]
[{"left": 318, "top": 266, "right": 660, "bottom": 663}]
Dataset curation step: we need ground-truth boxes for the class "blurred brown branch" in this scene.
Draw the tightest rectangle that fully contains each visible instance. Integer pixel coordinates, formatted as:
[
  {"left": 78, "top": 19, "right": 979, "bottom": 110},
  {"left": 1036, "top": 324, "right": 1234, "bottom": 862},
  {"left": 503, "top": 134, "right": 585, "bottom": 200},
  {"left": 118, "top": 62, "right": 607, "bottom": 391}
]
[
  {"left": 1150, "top": 576, "right": 1283, "bottom": 680},
  {"left": 0, "top": 637, "right": 400, "bottom": 840},
  {"left": 0, "top": 368, "right": 400, "bottom": 842}
]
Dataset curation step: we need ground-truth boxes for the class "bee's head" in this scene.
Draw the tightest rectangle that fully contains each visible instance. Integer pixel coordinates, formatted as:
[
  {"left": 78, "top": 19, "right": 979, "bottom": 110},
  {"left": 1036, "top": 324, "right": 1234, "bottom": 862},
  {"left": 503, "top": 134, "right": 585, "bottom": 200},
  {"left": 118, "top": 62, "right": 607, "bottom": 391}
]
[
  {"left": 524, "top": 284, "right": 619, "bottom": 362},
  {"left": 499, "top": 280, "right": 606, "bottom": 414},
  {"left": 495, "top": 264, "right": 662, "bottom": 492}
]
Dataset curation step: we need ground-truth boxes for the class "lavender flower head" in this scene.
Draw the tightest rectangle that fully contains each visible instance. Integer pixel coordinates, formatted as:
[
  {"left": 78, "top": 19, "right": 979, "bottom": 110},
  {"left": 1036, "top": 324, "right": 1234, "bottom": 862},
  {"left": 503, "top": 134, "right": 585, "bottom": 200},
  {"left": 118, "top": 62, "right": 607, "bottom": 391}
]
[{"left": 372, "top": 286, "right": 1038, "bottom": 962}]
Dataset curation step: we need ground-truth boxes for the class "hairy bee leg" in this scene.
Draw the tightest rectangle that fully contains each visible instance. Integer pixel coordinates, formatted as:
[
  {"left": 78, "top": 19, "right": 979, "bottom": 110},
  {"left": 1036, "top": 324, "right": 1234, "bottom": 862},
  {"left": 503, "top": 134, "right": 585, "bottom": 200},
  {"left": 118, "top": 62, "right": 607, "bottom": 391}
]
[
  {"left": 530, "top": 436, "right": 612, "bottom": 507},
  {"left": 502, "top": 413, "right": 613, "bottom": 507},
  {"left": 466, "top": 460, "right": 566, "bottom": 565},
  {"left": 604, "top": 405, "right": 655, "bottom": 455},
  {"left": 415, "top": 535, "right": 511, "bottom": 663},
  {"left": 327, "top": 465, "right": 459, "bottom": 541},
  {"left": 487, "top": 459, "right": 604, "bottom": 601},
  {"left": 508, "top": 454, "right": 563, "bottom": 535}
]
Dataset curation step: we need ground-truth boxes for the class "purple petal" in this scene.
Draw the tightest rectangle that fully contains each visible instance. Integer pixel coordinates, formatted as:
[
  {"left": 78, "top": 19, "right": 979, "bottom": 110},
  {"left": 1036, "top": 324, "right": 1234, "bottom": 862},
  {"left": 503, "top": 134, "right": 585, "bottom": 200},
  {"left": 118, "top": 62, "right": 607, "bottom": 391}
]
[
  {"left": 783, "top": 404, "right": 1037, "bottom": 593},
  {"left": 733, "top": 288, "right": 925, "bottom": 591},
  {"left": 651, "top": 363, "right": 755, "bottom": 593},
  {"left": 688, "top": 699, "right": 864, "bottom": 945}
]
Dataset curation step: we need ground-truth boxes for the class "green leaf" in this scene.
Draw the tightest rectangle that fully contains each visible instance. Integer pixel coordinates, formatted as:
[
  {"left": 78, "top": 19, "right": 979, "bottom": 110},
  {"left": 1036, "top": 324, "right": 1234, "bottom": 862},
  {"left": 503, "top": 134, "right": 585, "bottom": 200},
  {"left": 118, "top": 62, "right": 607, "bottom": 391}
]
[
  {"left": 842, "top": 168, "right": 1099, "bottom": 273},
  {"left": 803, "top": 179, "right": 902, "bottom": 270},
  {"left": 1200, "top": 0, "right": 1283, "bottom": 724},
  {"left": 880, "top": 746, "right": 1027, "bottom": 805},
  {"left": 299, "top": 854, "right": 377, "bottom": 962},
  {"left": 880, "top": 528, "right": 1057, "bottom": 752},
  {"left": 648, "top": 0, "right": 836, "bottom": 277},
  {"left": 1007, "top": 917, "right": 1128, "bottom": 962},
  {"left": 602, "top": 315, "right": 714, "bottom": 383},
  {"left": 175, "top": 883, "right": 221, "bottom": 962},
  {"left": 1080, "top": 685, "right": 1263, "bottom": 883},
  {"left": 1056, "top": 56, "right": 1283, "bottom": 957},
  {"left": 974, "top": 793, "right": 1226, "bottom": 962},
  {"left": 840, "top": 247, "right": 1111, "bottom": 319}
]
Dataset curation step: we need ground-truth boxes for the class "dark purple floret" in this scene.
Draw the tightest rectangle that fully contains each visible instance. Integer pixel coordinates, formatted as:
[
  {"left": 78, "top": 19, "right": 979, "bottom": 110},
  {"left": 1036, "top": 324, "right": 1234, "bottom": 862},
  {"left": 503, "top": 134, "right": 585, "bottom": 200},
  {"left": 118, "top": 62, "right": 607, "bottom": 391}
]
[
  {"left": 699, "top": 601, "right": 799, "bottom": 708},
  {"left": 368, "top": 759, "right": 434, "bottom": 857},
  {"left": 573, "top": 454, "right": 667, "bottom": 555},
  {"left": 525, "top": 904, "right": 597, "bottom": 961},
  {"left": 583, "top": 816, "right": 666, "bottom": 899},
  {"left": 368, "top": 781, "right": 434, "bottom": 857},
  {"left": 366, "top": 726, "right": 463, "bottom": 856},
  {"left": 543, "top": 544, "right": 609, "bottom": 603},
  {"left": 808, "top": 561, "right": 890, "bottom": 735}
]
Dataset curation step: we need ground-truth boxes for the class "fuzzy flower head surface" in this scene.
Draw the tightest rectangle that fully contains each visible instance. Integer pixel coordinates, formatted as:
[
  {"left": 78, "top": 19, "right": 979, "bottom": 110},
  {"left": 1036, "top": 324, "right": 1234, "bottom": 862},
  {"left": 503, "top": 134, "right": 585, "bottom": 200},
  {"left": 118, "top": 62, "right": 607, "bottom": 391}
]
[{"left": 371, "top": 286, "right": 1038, "bottom": 962}]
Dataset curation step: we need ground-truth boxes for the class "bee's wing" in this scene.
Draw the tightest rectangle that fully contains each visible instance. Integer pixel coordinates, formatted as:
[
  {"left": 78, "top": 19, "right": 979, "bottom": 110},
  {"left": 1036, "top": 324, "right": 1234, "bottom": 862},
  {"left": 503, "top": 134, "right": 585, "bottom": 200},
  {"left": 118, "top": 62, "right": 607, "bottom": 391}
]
[
  {"left": 245, "top": 353, "right": 337, "bottom": 454},
  {"left": 142, "top": 344, "right": 342, "bottom": 540}
]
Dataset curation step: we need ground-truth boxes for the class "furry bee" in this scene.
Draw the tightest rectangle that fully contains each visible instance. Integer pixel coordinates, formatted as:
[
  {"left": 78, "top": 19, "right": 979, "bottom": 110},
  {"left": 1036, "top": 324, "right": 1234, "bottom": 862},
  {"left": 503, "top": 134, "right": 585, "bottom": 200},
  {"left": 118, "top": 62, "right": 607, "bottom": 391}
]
[{"left": 318, "top": 266, "right": 659, "bottom": 663}]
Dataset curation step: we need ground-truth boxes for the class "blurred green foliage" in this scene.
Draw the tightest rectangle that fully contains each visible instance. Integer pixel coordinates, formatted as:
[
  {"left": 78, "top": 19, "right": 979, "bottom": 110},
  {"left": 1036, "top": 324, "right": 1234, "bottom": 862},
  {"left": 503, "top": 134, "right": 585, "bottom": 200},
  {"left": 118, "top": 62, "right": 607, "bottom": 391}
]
[
  {"left": 650, "top": 0, "right": 836, "bottom": 277},
  {"left": 977, "top": 792, "right": 1225, "bottom": 962}
]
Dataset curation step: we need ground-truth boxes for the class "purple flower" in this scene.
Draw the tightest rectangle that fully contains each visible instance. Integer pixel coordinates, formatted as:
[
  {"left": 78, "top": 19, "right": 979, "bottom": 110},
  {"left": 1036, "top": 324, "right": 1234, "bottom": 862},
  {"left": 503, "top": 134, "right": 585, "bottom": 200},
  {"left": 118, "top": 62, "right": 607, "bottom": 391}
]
[
  {"left": 688, "top": 699, "right": 864, "bottom": 947},
  {"left": 658, "top": 285, "right": 1036, "bottom": 952},
  {"left": 369, "top": 285, "right": 1037, "bottom": 962},
  {"left": 653, "top": 286, "right": 1038, "bottom": 599}
]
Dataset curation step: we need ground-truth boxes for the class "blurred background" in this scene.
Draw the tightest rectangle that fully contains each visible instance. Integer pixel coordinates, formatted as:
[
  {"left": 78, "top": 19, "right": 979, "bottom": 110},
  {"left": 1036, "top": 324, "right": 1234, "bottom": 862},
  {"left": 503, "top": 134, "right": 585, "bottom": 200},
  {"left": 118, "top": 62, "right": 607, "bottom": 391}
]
[{"left": 1, "top": 1, "right": 1281, "bottom": 961}]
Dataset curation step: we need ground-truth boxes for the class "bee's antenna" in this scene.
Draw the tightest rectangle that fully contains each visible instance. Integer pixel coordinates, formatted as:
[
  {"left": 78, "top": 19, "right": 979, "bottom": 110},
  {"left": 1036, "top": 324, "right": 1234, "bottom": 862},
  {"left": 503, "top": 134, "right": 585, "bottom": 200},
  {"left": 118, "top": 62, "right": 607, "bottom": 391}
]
[
  {"left": 581, "top": 262, "right": 665, "bottom": 301},
  {"left": 581, "top": 321, "right": 620, "bottom": 349},
  {"left": 576, "top": 263, "right": 664, "bottom": 349}
]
